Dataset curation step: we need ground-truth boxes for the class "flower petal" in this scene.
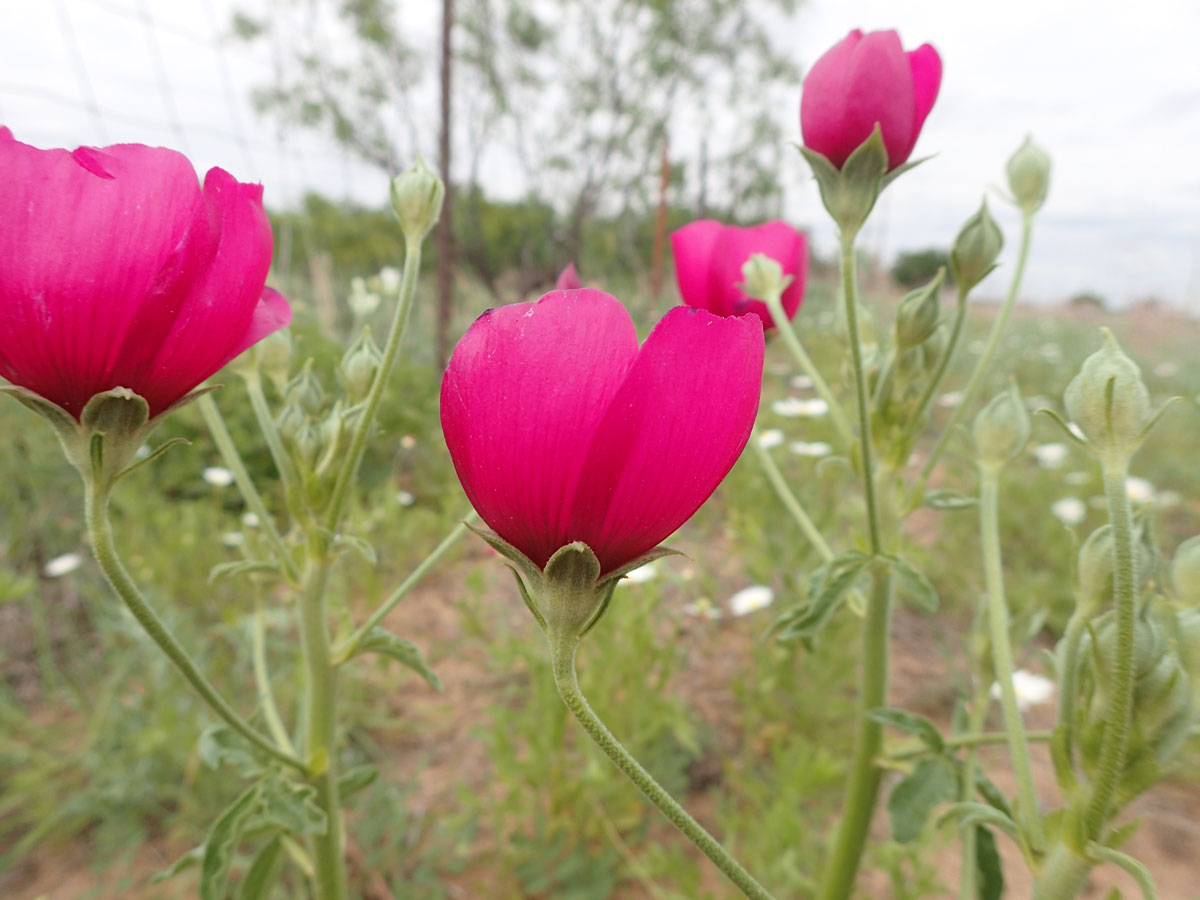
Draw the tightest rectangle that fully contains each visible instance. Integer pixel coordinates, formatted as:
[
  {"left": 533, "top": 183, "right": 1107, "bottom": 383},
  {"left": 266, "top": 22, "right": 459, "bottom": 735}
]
[
  {"left": 907, "top": 43, "right": 943, "bottom": 137},
  {"left": 708, "top": 221, "right": 807, "bottom": 329},
  {"left": 570, "top": 306, "right": 764, "bottom": 573},
  {"left": 843, "top": 30, "right": 916, "bottom": 169},
  {"left": 670, "top": 220, "right": 724, "bottom": 313},
  {"left": 441, "top": 289, "right": 639, "bottom": 567}
]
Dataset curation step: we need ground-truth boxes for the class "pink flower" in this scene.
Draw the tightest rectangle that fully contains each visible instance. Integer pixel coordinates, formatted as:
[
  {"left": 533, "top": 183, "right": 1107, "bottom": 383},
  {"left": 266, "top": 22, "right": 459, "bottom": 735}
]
[
  {"left": 0, "top": 128, "right": 291, "bottom": 420},
  {"left": 441, "top": 289, "right": 764, "bottom": 575},
  {"left": 800, "top": 30, "right": 942, "bottom": 171},
  {"left": 555, "top": 262, "right": 582, "bottom": 290},
  {"left": 670, "top": 220, "right": 807, "bottom": 330}
]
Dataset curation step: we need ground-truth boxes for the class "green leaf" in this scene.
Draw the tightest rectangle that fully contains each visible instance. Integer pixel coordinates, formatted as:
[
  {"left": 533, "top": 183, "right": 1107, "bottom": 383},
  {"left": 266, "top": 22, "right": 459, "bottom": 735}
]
[
  {"left": 255, "top": 773, "right": 327, "bottom": 836},
  {"left": 201, "top": 783, "right": 264, "bottom": 900},
  {"left": 352, "top": 626, "right": 441, "bottom": 690},
  {"left": 238, "top": 838, "right": 284, "bottom": 900},
  {"left": 770, "top": 550, "right": 870, "bottom": 644},
  {"left": 1087, "top": 842, "right": 1157, "bottom": 900},
  {"left": 937, "top": 801, "right": 1020, "bottom": 843},
  {"left": 333, "top": 533, "right": 377, "bottom": 566},
  {"left": 152, "top": 843, "right": 205, "bottom": 884},
  {"left": 975, "top": 826, "right": 1005, "bottom": 900},
  {"left": 887, "top": 757, "right": 958, "bottom": 843},
  {"left": 337, "top": 764, "right": 379, "bottom": 800},
  {"left": 973, "top": 771, "right": 1016, "bottom": 822},
  {"left": 884, "top": 554, "right": 940, "bottom": 612},
  {"left": 924, "top": 489, "right": 978, "bottom": 511},
  {"left": 867, "top": 707, "right": 945, "bottom": 752},
  {"left": 198, "top": 725, "right": 269, "bottom": 778},
  {"left": 209, "top": 560, "right": 281, "bottom": 584}
]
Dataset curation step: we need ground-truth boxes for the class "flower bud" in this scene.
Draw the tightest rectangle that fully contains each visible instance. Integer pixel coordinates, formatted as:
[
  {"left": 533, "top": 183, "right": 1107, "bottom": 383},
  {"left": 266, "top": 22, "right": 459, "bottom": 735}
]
[
  {"left": 949, "top": 199, "right": 1004, "bottom": 293},
  {"left": 894, "top": 269, "right": 944, "bottom": 349},
  {"left": 1170, "top": 535, "right": 1200, "bottom": 606},
  {"left": 1007, "top": 136, "right": 1052, "bottom": 216},
  {"left": 390, "top": 157, "right": 445, "bottom": 244},
  {"left": 1076, "top": 521, "right": 1157, "bottom": 615},
  {"left": 1063, "top": 329, "right": 1151, "bottom": 462},
  {"left": 348, "top": 276, "right": 381, "bottom": 319},
  {"left": 284, "top": 359, "right": 325, "bottom": 417},
  {"left": 972, "top": 383, "right": 1030, "bottom": 469},
  {"left": 740, "top": 253, "right": 794, "bottom": 302},
  {"left": 256, "top": 330, "right": 293, "bottom": 393},
  {"left": 340, "top": 328, "right": 382, "bottom": 402},
  {"left": 291, "top": 418, "right": 322, "bottom": 471}
]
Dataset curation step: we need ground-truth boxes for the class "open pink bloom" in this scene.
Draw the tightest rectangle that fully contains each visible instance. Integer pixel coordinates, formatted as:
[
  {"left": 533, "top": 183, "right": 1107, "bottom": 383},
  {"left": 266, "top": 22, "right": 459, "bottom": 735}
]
[
  {"left": 0, "top": 127, "right": 291, "bottom": 420},
  {"left": 555, "top": 262, "right": 582, "bottom": 290},
  {"left": 671, "top": 220, "right": 807, "bottom": 330},
  {"left": 441, "top": 289, "right": 764, "bottom": 575},
  {"left": 800, "top": 29, "right": 942, "bottom": 171}
]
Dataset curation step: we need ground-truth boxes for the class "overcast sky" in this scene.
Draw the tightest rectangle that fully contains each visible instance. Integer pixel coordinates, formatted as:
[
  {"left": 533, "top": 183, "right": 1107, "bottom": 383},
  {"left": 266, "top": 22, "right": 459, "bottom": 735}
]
[{"left": 3, "top": 0, "right": 1199, "bottom": 308}]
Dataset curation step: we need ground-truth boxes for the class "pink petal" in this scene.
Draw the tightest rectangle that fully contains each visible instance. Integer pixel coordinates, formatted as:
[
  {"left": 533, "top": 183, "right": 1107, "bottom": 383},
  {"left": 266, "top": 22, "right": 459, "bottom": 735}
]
[
  {"left": 441, "top": 289, "right": 639, "bottom": 568},
  {"left": 908, "top": 43, "right": 943, "bottom": 136},
  {"left": 571, "top": 307, "right": 765, "bottom": 574},
  {"left": 0, "top": 133, "right": 209, "bottom": 417},
  {"left": 670, "top": 220, "right": 724, "bottom": 313},
  {"left": 139, "top": 167, "right": 277, "bottom": 414},
  {"left": 708, "top": 221, "right": 807, "bottom": 329},
  {"left": 222, "top": 286, "right": 292, "bottom": 363},
  {"left": 800, "top": 29, "right": 865, "bottom": 168},
  {"left": 555, "top": 262, "right": 582, "bottom": 290},
  {"left": 842, "top": 30, "right": 916, "bottom": 170}
]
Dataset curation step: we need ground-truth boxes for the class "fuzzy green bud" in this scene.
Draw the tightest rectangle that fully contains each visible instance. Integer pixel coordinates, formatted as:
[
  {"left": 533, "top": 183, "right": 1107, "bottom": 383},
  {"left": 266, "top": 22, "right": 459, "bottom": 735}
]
[
  {"left": 740, "top": 253, "right": 793, "bottom": 302},
  {"left": 390, "top": 157, "right": 445, "bottom": 244},
  {"left": 973, "top": 383, "right": 1030, "bottom": 469},
  {"left": 1007, "top": 136, "right": 1052, "bottom": 216},
  {"left": 950, "top": 199, "right": 1004, "bottom": 293},
  {"left": 340, "top": 328, "right": 382, "bottom": 402},
  {"left": 1063, "top": 329, "right": 1151, "bottom": 462},
  {"left": 1076, "top": 520, "right": 1157, "bottom": 616},
  {"left": 291, "top": 418, "right": 321, "bottom": 471},
  {"left": 894, "top": 269, "right": 945, "bottom": 349},
  {"left": 284, "top": 359, "right": 325, "bottom": 417},
  {"left": 1170, "top": 536, "right": 1200, "bottom": 606},
  {"left": 256, "top": 330, "right": 293, "bottom": 393}
]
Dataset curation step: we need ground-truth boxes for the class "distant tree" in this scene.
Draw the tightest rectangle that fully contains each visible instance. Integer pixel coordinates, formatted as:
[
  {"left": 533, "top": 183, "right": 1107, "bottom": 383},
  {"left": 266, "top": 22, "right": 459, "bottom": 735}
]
[{"left": 891, "top": 248, "right": 951, "bottom": 290}]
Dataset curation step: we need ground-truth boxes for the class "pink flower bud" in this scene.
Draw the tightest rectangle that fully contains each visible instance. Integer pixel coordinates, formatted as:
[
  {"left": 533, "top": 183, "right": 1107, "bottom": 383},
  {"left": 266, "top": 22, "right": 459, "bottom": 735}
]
[
  {"left": 555, "top": 262, "right": 582, "bottom": 291},
  {"left": 800, "top": 29, "right": 942, "bottom": 171},
  {"left": 0, "top": 128, "right": 291, "bottom": 420},
  {"left": 441, "top": 290, "right": 764, "bottom": 576},
  {"left": 670, "top": 220, "right": 807, "bottom": 330}
]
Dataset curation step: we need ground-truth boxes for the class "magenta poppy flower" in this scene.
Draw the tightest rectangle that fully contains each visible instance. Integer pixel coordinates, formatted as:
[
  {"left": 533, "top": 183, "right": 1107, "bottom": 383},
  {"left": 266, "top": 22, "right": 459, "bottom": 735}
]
[
  {"left": 670, "top": 220, "right": 807, "bottom": 330},
  {"left": 555, "top": 262, "right": 582, "bottom": 290},
  {"left": 0, "top": 127, "right": 291, "bottom": 420},
  {"left": 441, "top": 289, "right": 764, "bottom": 575},
  {"left": 800, "top": 29, "right": 942, "bottom": 171}
]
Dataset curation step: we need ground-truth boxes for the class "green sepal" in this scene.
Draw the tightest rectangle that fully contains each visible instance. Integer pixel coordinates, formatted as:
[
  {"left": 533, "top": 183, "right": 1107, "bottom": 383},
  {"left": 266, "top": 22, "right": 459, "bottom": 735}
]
[
  {"left": 883, "top": 553, "right": 940, "bottom": 612},
  {"left": 540, "top": 542, "right": 610, "bottom": 639},
  {"left": 798, "top": 125, "right": 889, "bottom": 235},
  {"left": 466, "top": 523, "right": 542, "bottom": 587},
  {"left": 152, "top": 843, "right": 205, "bottom": 884},
  {"left": 603, "top": 545, "right": 682, "bottom": 583}
]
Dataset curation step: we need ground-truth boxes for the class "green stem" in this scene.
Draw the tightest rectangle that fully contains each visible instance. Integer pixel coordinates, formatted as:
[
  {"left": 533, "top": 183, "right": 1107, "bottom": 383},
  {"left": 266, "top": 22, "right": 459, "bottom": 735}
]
[
  {"left": 197, "top": 394, "right": 300, "bottom": 584},
  {"left": 1055, "top": 611, "right": 1089, "bottom": 759},
  {"left": 1032, "top": 843, "right": 1092, "bottom": 900},
  {"left": 1083, "top": 461, "right": 1137, "bottom": 839},
  {"left": 892, "top": 728, "right": 1053, "bottom": 761},
  {"left": 244, "top": 371, "right": 302, "bottom": 516},
  {"left": 324, "top": 240, "right": 423, "bottom": 534},
  {"left": 548, "top": 633, "right": 776, "bottom": 900},
  {"left": 958, "top": 684, "right": 991, "bottom": 900},
  {"left": 913, "top": 212, "right": 1035, "bottom": 500},
  {"left": 334, "top": 512, "right": 477, "bottom": 663},
  {"left": 979, "top": 467, "right": 1045, "bottom": 851},
  {"left": 297, "top": 553, "right": 347, "bottom": 900},
  {"left": 252, "top": 601, "right": 295, "bottom": 756},
  {"left": 817, "top": 566, "right": 893, "bottom": 900},
  {"left": 838, "top": 231, "right": 882, "bottom": 553},
  {"left": 749, "top": 430, "right": 834, "bottom": 562},
  {"left": 763, "top": 290, "right": 855, "bottom": 448},
  {"left": 82, "top": 481, "right": 305, "bottom": 773}
]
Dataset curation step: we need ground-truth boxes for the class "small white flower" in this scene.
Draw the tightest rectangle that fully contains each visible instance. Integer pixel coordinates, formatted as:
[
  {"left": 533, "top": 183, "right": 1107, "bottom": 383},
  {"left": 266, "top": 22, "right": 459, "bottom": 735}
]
[
  {"left": 682, "top": 598, "right": 722, "bottom": 620},
  {"left": 203, "top": 466, "right": 235, "bottom": 487},
  {"left": 729, "top": 585, "right": 774, "bottom": 616},
  {"left": 378, "top": 266, "right": 402, "bottom": 294},
  {"left": 399, "top": 434, "right": 417, "bottom": 450},
  {"left": 221, "top": 532, "right": 246, "bottom": 547},
  {"left": 396, "top": 490, "right": 415, "bottom": 507},
  {"left": 242, "top": 513, "right": 260, "bottom": 528},
  {"left": 789, "top": 441, "right": 832, "bottom": 458},
  {"left": 937, "top": 391, "right": 963, "bottom": 408},
  {"left": 991, "top": 669, "right": 1055, "bottom": 710},
  {"left": 757, "top": 429, "right": 785, "bottom": 450},
  {"left": 772, "top": 397, "right": 828, "bottom": 418},
  {"left": 621, "top": 563, "right": 658, "bottom": 585},
  {"left": 1051, "top": 497, "right": 1086, "bottom": 526},
  {"left": 790, "top": 375, "right": 814, "bottom": 390},
  {"left": 1033, "top": 443, "right": 1068, "bottom": 469},
  {"left": 1125, "top": 476, "right": 1154, "bottom": 504},
  {"left": 44, "top": 552, "right": 82, "bottom": 578}
]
